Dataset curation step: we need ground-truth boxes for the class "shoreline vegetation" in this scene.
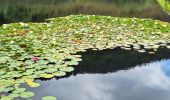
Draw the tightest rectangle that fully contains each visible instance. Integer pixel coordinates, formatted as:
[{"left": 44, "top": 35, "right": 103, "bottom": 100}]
[
  {"left": 0, "top": 0, "right": 170, "bottom": 24},
  {"left": 0, "top": 15, "right": 170, "bottom": 99},
  {"left": 157, "top": 0, "right": 170, "bottom": 15}
]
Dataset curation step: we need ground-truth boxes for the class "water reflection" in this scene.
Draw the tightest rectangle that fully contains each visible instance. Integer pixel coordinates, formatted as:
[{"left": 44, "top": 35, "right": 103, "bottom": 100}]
[
  {"left": 22, "top": 47, "right": 170, "bottom": 100},
  {"left": 161, "top": 60, "right": 170, "bottom": 76},
  {"left": 0, "top": 0, "right": 170, "bottom": 24},
  {"left": 73, "top": 47, "right": 170, "bottom": 74},
  {"left": 157, "top": 0, "right": 170, "bottom": 15},
  {"left": 25, "top": 59, "right": 170, "bottom": 100}
]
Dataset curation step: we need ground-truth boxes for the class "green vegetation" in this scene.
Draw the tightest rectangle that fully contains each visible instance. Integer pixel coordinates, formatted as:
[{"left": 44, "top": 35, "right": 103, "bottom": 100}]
[
  {"left": 0, "top": 15, "right": 170, "bottom": 99},
  {"left": 0, "top": 0, "right": 167, "bottom": 23},
  {"left": 157, "top": 0, "right": 170, "bottom": 15},
  {"left": 41, "top": 96, "right": 57, "bottom": 100}
]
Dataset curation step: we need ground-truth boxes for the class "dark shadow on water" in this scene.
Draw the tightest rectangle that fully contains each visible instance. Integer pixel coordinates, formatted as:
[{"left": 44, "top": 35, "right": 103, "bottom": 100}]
[{"left": 73, "top": 47, "right": 170, "bottom": 74}]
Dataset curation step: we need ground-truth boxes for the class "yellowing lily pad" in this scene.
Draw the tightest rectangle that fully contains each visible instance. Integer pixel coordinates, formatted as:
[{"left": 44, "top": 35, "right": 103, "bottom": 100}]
[
  {"left": 40, "top": 74, "right": 54, "bottom": 79},
  {"left": 27, "top": 82, "right": 40, "bottom": 87}
]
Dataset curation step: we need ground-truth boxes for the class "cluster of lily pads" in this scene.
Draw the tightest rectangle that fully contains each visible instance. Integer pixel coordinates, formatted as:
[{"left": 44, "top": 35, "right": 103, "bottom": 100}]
[{"left": 0, "top": 15, "right": 170, "bottom": 99}]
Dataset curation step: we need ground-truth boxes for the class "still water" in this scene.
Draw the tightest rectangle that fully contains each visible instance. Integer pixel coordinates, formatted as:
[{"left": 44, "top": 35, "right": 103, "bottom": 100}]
[
  {"left": 0, "top": 0, "right": 170, "bottom": 24},
  {"left": 22, "top": 48, "right": 170, "bottom": 100}
]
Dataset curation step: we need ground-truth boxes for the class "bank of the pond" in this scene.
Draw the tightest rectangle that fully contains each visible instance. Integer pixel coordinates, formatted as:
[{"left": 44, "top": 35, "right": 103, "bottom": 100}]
[
  {"left": 0, "top": 15, "right": 170, "bottom": 99},
  {"left": 1, "top": 0, "right": 170, "bottom": 24}
]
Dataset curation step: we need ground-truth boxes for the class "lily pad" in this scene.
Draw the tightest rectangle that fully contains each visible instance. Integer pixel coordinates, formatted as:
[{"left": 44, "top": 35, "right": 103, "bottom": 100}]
[
  {"left": 20, "top": 91, "right": 34, "bottom": 98},
  {"left": 53, "top": 71, "right": 66, "bottom": 77},
  {"left": 9, "top": 93, "right": 20, "bottom": 98},
  {"left": 0, "top": 70, "right": 5, "bottom": 75},
  {"left": 65, "top": 61, "right": 79, "bottom": 66},
  {"left": 40, "top": 73, "right": 54, "bottom": 79},
  {"left": 12, "top": 88, "right": 26, "bottom": 94},
  {"left": 27, "top": 82, "right": 40, "bottom": 87},
  {"left": 59, "top": 67, "right": 74, "bottom": 72},
  {"left": 41, "top": 96, "right": 57, "bottom": 100},
  {"left": 0, "top": 87, "right": 5, "bottom": 92},
  {"left": 0, "top": 96, "right": 13, "bottom": 100}
]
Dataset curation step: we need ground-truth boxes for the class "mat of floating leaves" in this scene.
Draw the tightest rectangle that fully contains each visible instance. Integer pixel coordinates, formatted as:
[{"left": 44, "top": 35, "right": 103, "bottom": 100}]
[{"left": 0, "top": 15, "right": 170, "bottom": 99}]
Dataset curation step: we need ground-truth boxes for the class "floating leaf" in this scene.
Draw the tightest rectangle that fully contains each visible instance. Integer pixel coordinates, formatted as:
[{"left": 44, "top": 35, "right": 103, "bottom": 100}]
[
  {"left": 0, "top": 87, "right": 5, "bottom": 92},
  {"left": 41, "top": 96, "right": 57, "bottom": 100},
  {"left": 9, "top": 93, "right": 20, "bottom": 98},
  {"left": 20, "top": 91, "right": 34, "bottom": 98},
  {"left": 44, "top": 68, "right": 58, "bottom": 73},
  {"left": 12, "top": 88, "right": 26, "bottom": 94},
  {"left": 53, "top": 71, "right": 66, "bottom": 77},
  {"left": 0, "top": 70, "right": 5, "bottom": 75},
  {"left": 0, "top": 96, "right": 13, "bottom": 100},
  {"left": 27, "top": 82, "right": 40, "bottom": 87},
  {"left": 65, "top": 61, "right": 79, "bottom": 65},
  {"left": 40, "top": 74, "right": 54, "bottom": 79},
  {"left": 59, "top": 67, "right": 74, "bottom": 72}
]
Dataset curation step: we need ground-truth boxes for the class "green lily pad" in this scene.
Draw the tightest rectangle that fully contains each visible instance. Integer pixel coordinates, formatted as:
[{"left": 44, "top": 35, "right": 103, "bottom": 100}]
[
  {"left": 65, "top": 61, "right": 79, "bottom": 65},
  {"left": 4, "top": 87, "right": 14, "bottom": 92},
  {"left": 12, "top": 88, "right": 26, "bottom": 94},
  {"left": 0, "top": 57, "right": 9, "bottom": 64},
  {"left": 73, "top": 58, "right": 82, "bottom": 62},
  {"left": 0, "top": 70, "right": 5, "bottom": 75},
  {"left": 25, "top": 60, "right": 34, "bottom": 65},
  {"left": 0, "top": 87, "right": 5, "bottom": 92},
  {"left": 37, "top": 60, "right": 49, "bottom": 65},
  {"left": 9, "top": 93, "right": 20, "bottom": 98},
  {"left": 59, "top": 67, "right": 74, "bottom": 72},
  {"left": 45, "top": 68, "right": 58, "bottom": 73},
  {"left": 0, "top": 96, "right": 13, "bottom": 100},
  {"left": 41, "top": 96, "right": 57, "bottom": 100},
  {"left": 20, "top": 91, "right": 34, "bottom": 98},
  {"left": 53, "top": 71, "right": 66, "bottom": 77}
]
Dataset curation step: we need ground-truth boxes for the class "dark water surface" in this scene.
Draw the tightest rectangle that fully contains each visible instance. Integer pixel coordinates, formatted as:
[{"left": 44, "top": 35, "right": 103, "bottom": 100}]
[
  {"left": 0, "top": 0, "right": 170, "bottom": 24},
  {"left": 22, "top": 48, "right": 170, "bottom": 100}
]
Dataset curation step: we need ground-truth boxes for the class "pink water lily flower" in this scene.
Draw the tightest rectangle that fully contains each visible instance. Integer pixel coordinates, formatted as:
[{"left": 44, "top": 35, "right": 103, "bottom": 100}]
[{"left": 32, "top": 56, "right": 39, "bottom": 63}]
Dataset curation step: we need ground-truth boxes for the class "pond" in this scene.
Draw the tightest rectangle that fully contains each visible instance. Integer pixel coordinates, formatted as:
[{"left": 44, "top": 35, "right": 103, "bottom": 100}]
[
  {"left": 22, "top": 47, "right": 170, "bottom": 100},
  {"left": 0, "top": 0, "right": 170, "bottom": 100},
  {"left": 0, "top": 0, "right": 170, "bottom": 24}
]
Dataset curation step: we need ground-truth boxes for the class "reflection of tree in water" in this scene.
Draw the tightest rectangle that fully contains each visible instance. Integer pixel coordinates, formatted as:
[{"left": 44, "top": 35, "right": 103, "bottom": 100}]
[
  {"left": 73, "top": 47, "right": 170, "bottom": 74},
  {"left": 3, "top": 6, "right": 32, "bottom": 22},
  {"left": 157, "top": 0, "right": 170, "bottom": 15},
  {"left": 0, "top": 0, "right": 170, "bottom": 24}
]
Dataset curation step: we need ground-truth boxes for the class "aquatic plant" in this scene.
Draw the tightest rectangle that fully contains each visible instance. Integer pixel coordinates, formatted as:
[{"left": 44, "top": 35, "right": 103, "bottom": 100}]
[
  {"left": 157, "top": 0, "right": 170, "bottom": 15},
  {"left": 41, "top": 96, "right": 57, "bottom": 100},
  {"left": 0, "top": 15, "right": 170, "bottom": 99}
]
